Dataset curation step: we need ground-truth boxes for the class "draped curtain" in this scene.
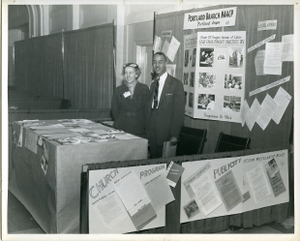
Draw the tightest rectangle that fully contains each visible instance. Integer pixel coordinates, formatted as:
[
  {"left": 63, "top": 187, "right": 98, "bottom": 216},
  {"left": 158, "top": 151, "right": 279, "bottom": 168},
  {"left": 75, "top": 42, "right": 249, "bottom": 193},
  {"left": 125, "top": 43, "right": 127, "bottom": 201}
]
[
  {"left": 14, "top": 33, "right": 63, "bottom": 98},
  {"left": 155, "top": 5, "right": 294, "bottom": 153},
  {"left": 13, "top": 22, "right": 114, "bottom": 109},
  {"left": 63, "top": 23, "right": 114, "bottom": 109},
  {"left": 14, "top": 40, "right": 29, "bottom": 92}
]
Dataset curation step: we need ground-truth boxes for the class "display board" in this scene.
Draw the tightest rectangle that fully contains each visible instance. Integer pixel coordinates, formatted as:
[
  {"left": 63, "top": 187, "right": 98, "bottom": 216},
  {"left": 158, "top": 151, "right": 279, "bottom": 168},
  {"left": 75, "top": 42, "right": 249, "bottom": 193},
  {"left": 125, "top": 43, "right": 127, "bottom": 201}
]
[
  {"left": 180, "top": 149, "right": 289, "bottom": 223},
  {"left": 81, "top": 148, "right": 290, "bottom": 234},
  {"left": 183, "top": 31, "right": 246, "bottom": 123}
]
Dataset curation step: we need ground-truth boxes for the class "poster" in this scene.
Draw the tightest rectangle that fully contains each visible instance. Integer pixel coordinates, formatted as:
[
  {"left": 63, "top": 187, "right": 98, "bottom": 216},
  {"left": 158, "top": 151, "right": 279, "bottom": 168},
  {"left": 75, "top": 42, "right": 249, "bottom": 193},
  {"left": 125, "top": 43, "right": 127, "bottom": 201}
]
[
  {"left": 215, "top": 170, "right": 243, "bottom": 212},
  {"left": 180, "top": 150, "right": 289, "bottom": 223},
  {"left": 263, "top": 42, "right": 283, "bottom": 75},
  {"left": 183, "top": 31, "right": 246, "bottom": 123},
  {"left": 190, "top": 172, "right": 223, "bottom": 216},
  {"left": 246, "top": 163, "right": 272, "bottom": 203},
  {"left": 113, "top": 171, "right": 157, "bottom": 230},
  {"left": 281, "top": 34, "right": 294, "bottom": 62},
  {"left": 88, "top": 164, "right": 173, "bottom": 233}
]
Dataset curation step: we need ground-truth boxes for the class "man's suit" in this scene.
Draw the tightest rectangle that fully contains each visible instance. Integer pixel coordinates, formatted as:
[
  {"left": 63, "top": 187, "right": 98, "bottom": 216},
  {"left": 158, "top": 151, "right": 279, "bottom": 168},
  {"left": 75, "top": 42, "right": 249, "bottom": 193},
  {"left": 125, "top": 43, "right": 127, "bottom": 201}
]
[{"left": 147, "top": 73, "right": 185, "bottom": 158}]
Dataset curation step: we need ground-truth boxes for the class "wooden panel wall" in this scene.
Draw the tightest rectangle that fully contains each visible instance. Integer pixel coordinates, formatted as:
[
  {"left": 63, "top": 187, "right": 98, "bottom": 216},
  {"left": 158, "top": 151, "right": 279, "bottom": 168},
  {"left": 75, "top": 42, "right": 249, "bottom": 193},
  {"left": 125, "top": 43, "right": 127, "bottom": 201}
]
[{"left": 155, "top": 5, "right": 294, "bottom": 154}]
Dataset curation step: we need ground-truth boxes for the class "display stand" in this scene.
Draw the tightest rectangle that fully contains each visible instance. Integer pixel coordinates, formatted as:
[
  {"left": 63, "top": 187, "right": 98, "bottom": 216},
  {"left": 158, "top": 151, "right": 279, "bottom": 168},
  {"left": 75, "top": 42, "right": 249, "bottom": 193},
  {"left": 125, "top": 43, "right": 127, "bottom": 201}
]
[{"left": 80, "top": 146, "right": 291, "bottom": 234}]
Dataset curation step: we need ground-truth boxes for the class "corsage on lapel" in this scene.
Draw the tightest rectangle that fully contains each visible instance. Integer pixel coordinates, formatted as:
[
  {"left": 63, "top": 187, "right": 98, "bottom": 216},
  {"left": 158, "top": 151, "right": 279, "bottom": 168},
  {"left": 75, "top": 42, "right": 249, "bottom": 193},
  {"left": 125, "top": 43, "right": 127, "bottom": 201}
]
[{"left": 123, "top": 91, "right": 131, "bottom": 98}]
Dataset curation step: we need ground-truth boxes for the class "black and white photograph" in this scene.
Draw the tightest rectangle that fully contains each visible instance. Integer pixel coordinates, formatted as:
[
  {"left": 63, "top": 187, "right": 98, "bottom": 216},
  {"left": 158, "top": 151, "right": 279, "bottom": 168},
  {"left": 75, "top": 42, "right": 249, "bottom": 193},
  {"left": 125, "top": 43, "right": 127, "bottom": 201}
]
[
  {"left": 228, "top": 47, "right": 244, "bottom": 68},
  {"left": 223, "top": 95, "right": 241, "bottom": 112},
  {"left": 183, "top": 72, "right": 189, "bottom": 85},
  {"left": 199, "top": 72, "right": 216, "bottom": 89},
  {"left": 198, "top": 94, "right": 215, "bottom": 110},
  {"left": 217, "top": 53, "right": 226, "bottom": 62},
  {"left": 192, "top": 48, "right": 197, "bottom": 67},
  {"left": 199, "top": 48, "right": 214, "bottom": 67},
  {"left": 189, "top": 72, "right": 195, "bottom": 87},
  {"left": 184, "top": 49, "right": 190, "bottom": 67},
  {"left": 188, "top": 92, "right": 194, "bottom": 108},
  {"left": 184, "top": 200, "right": 200, "bottom": 219},
  {"left": 2, "top": 1, "right": 297, "bottom": 241},
  {"left": 224, "top": 74, "right": 242, "bottom": 90}
]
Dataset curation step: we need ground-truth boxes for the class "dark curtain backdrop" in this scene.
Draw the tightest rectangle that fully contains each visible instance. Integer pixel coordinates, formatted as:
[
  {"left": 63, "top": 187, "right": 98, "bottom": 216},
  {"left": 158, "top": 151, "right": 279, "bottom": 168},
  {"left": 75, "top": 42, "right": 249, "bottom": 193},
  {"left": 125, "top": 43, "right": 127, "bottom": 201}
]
[
  {"left": 14, "top": 33, "right": 63, "bottom": 98},
  {"left": 63, "top": 23, "right": 114, "bottom": 109},
  {"left": 155, "top": 5, "right": 294, "bottom": 153},
  {"left": 13, "top": 22, "right": 114, "bottom": 109},
  {"left": 14, "top": 40, "right": 29, "bottom": 92}
]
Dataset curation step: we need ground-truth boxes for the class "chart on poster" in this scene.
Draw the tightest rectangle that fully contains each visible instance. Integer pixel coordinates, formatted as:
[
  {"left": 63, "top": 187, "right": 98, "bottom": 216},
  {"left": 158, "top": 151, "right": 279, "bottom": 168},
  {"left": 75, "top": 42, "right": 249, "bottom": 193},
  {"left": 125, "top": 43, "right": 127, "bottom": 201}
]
[{"left": 183, "top": 31, "right": 246, "bottom": 123}]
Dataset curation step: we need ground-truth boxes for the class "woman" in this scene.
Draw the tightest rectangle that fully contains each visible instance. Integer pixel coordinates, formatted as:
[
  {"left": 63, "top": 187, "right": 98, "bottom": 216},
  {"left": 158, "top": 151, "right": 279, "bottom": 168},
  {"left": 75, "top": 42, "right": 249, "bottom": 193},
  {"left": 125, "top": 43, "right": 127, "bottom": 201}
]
[{"left": 111, "top": 63, "right": 150, "bottom": 137}]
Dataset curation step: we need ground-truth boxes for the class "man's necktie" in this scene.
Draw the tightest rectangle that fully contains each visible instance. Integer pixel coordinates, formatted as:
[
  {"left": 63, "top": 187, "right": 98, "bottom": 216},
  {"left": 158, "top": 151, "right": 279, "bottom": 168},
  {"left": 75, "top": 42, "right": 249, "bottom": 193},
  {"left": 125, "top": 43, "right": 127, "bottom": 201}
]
[{"left": 153, "top": 77, "right": 160, "bottom": 109}]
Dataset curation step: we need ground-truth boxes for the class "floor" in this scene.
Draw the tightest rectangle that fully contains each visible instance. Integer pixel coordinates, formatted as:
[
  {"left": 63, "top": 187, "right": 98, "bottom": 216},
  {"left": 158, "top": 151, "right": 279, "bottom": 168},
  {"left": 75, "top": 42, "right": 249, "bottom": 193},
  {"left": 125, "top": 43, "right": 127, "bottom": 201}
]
[
  {"left": 6, "top": 191, "right": 294, "bottom": 235},
  {"left": 7, "top": 191, "right": 45, "bottom": 234}
]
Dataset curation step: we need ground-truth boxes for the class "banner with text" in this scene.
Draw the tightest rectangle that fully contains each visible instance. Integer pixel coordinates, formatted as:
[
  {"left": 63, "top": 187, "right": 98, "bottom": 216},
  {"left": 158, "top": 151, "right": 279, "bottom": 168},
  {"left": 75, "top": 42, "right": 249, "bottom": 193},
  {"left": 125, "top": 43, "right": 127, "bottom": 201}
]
[{"left": 183, "top": 7, "right": 237, "bottom": 30}]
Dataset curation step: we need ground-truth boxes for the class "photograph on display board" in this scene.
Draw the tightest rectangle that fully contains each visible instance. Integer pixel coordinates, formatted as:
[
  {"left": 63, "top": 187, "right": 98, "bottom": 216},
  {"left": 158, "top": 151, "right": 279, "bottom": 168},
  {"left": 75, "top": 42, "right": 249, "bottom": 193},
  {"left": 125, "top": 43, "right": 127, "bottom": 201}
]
[
  {"left": 265, "top": 158, "right": 280, "bottom": 178},
  {"left": 183, "top": 72, "right": 189, "bottom": 85},
  {"left": 199, "top": 72, "right": 216, "bottom": 89},
  {"left": 229, "top": 47, "right": 244, "bottom": 68},
  {"left": 183, "top": 199, "right": 200, "bottom": 219},
  {"left": 224, "top": 74, "right": 242, "bottom": 90},
  {"left": 217, "top": 53, "right": 226, "bottom": 62},
  {"left": 189, "top": 72, "right": 195, "bottom": 87},
  {"left": 191, "top": 48, "right": 196, "bottom": 67},
  {"left": 199, "top": 48, "right": 214, "bottom": 67},
  {"left": 184, "top": 92, "right": 187, "bottom": 105},
  {"left": 184, "top": 49, "right": 190, "bottom": 67},
  {"left": 223, "top": 96, "right": 241, "bottom": 112},
  {"left": 198, "top": 94, "right": 215, "bottom": 110},
  {"left": 188, "top": 93, "right": 194, "bottom": 108}
]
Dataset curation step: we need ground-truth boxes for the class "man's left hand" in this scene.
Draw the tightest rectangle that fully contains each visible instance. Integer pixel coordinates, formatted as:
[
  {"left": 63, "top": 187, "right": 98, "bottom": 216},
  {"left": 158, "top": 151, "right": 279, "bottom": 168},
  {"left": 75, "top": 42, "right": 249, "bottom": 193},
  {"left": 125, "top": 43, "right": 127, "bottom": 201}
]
[{"left": 170, "top": 136, "right": 178, "bottom": 146}]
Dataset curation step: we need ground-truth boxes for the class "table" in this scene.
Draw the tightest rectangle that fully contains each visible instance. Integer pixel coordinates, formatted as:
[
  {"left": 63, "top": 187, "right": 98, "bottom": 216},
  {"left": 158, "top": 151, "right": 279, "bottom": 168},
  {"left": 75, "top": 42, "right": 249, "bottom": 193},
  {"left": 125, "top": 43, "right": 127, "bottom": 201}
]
[{"left": 9, "top": 119, "right": 148, "bottom": 233}]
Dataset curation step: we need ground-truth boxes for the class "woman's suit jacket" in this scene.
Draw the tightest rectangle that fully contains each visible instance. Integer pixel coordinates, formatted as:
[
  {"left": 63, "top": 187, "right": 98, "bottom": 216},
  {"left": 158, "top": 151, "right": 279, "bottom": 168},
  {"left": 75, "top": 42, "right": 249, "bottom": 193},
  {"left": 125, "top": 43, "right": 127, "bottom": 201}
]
[
  {"left": 147, "top": 74, "right": 185, "bottom": 146},
  {"left": 112, "top": 82, "right": 150, "bottom": 137}
]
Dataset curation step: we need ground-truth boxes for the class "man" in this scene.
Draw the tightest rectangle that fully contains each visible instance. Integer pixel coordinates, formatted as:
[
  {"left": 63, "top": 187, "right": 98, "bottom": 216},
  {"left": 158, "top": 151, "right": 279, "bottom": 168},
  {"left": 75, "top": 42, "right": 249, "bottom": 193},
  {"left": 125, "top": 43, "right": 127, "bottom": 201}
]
[{"left": 147, "top": 52, "right": 185, "bottom": 158}]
